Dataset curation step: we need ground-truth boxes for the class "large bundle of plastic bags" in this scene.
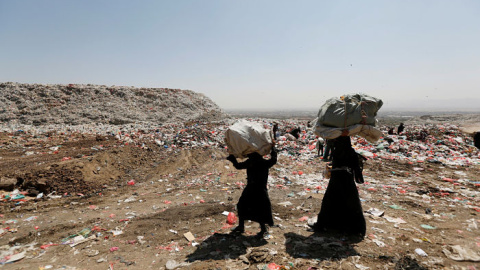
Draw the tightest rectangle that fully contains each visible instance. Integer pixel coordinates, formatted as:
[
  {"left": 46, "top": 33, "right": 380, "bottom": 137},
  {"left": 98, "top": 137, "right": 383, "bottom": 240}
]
[
  {"left": 225, "top": 120, "right": 274, "bottom": 158},
  {"left": 313, "top": 94, "right": 383, "bottom": 143}
]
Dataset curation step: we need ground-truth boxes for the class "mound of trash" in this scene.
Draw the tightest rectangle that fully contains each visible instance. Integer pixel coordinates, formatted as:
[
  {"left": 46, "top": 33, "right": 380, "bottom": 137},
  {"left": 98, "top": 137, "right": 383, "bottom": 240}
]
[{"left": 0, "top": 82, "right": 225, "bottom": 126}]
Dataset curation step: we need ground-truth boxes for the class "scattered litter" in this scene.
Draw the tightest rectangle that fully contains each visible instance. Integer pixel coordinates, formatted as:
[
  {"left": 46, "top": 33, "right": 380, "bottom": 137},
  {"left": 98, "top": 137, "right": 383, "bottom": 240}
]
[
  {"left": 372, "top": 239, "right": 386, "bottom": 247},
  {"left": 1, "top": 93, "right": 480, "bottom": 269},
  {"left": 68, "top": 235, "right": 96, "bottom": 247},
  {"left": 4, "top": 251, "right": 26, "bottom": 263},
  {"left": 415, "top": 248, "right": 428, "bottom": 257},
  {"left": 420, "top": 224, "right": 436, "bottom": 230},
  {"left": 23, "top": 216, "right": 38, "bottom": 222},
  {"left": 383, "top": 216, "right": 407, "bottom": 224},
  {"left": 277, "top": 201, "right": 293, "bottom": 207},
  {"left": 442, "top": 245, "right": 480, "bottom": 262},
  {"left": 354, "top": 263, "right": 370, "bottom": 270},
  {"left": 307, "top": 216, "right": 318, "bottom": 226},
  {"left": 388, "top": 204, "right": 406, "bottom": 210},
  {"left": 365, "top": 208, "right": 384, "bottom": 217},
  {"left": 109, "top": 229, "right": 124, "bottom": 236},
  {"left": 298, "top": 216, "right": 309, "bottom": 222},
  {"left": 165, "top": 259, "right": 189, "bottom": 269},
  {"left": 85, "top": 249, "right": 99, "bottom": 257},
  {"left": 137, "top": 236, "right": 146, "bottom": 245},
  {"left": 184, "top": 232, "right": 195, "bottom": 242},
  {"left": 227, "top": 212, "right": 237, "bottom": 225},
  {"left": 166, "top": 260, "right": 179, "bottom": 270},
  {"left": 123, "top": 196, "right": 137, "bottom": 203}
]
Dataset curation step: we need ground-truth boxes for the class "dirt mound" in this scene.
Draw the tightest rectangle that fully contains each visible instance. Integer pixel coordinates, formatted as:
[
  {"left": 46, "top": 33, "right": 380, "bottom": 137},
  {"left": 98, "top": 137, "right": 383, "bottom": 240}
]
[{"left": 0, "top": 82, "right": 225, "bottom": 126}]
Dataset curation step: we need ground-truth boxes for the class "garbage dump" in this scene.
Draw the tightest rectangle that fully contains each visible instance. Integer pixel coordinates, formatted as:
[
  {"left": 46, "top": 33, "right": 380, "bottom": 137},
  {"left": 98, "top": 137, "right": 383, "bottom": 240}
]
[
  {"left": 0, "top": 84, "right": 479, "bottom": 269},
  {"left": 1, "top": 117, "right": 479, "bottom": 269},
  {"left": 0, "top": 82, "right": 226, "bottom": 126}
]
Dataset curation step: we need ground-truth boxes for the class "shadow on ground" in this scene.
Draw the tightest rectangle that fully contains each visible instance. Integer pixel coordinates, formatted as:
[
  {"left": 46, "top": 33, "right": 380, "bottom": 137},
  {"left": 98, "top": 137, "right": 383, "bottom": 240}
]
[
  {"left": 186, "top": 233, "right": 268, "bottom": 262},
  {"left": 284, "top": 232, "right": 361, "bottom": 260}
]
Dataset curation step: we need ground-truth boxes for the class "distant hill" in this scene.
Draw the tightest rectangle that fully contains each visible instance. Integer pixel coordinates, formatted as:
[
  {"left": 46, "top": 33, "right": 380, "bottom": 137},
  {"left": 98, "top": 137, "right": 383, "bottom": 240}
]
[{"left": 0, "top": 82, "right": 225, "bottom": 126}]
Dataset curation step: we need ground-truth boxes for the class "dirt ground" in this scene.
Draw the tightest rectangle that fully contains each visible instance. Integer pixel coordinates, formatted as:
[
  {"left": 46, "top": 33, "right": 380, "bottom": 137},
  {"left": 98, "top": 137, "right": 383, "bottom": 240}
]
[{"left": 1, "top": 125, "right": 480, "bottom": 270}]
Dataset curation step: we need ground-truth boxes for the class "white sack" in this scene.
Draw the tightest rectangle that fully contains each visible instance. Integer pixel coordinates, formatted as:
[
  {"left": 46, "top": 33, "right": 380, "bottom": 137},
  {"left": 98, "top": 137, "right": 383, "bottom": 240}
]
[
  {"left": 225, "top": 120, "right": 273, "bottom": 158},
  {"left": 314, "top": 123, "right": 383, "bottom": 143}
]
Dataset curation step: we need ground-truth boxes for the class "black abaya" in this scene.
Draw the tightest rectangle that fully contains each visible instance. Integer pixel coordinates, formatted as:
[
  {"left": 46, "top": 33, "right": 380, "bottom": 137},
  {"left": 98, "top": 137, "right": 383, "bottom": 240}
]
[
  {"left": 228, "top": 149, "right": 277, "bottom": 226},
  {"left": 312, "top": 136, "right": 366, "bottom": 237}
]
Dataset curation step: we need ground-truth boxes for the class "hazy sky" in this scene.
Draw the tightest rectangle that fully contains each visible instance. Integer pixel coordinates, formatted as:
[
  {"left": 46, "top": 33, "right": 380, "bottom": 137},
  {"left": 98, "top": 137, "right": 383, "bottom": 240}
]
[{"left": 1, "top": 1, "right": 479, "bottom": 111}]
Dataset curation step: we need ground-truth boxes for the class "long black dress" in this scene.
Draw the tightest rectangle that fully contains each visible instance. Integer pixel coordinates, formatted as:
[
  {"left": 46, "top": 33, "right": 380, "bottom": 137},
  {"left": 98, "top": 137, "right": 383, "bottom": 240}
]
[
  {"left": 312, "top": 136, "right": 366, "bottom": 237},
  {"left": 228, "top": 148, "right": 277, "bottom": 226}
]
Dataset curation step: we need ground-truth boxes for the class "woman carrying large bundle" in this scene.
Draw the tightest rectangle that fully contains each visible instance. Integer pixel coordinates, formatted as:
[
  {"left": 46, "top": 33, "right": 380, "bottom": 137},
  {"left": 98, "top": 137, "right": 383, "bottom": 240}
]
[
  {"left": 227, "top": 144, "right": 277, "bottom": 239},
  {"left": 225, "top": 120, "right": 277, "bottom": 239},
  {"left": 310, "top": 94, "right": 383, "bottom": 239}
]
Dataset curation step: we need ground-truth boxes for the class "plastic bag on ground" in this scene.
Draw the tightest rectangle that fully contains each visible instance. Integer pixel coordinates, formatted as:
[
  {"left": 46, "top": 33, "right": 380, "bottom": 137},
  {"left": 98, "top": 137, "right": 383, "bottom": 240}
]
[
  {"left": 442, "top": 245, "right": 480, "bottom": 262},
  {"left": 227, "top": 212, "right": 238, "bottom": 225},
  {"left": 225, "top": 120, "right": 273, "bottom": 158}
]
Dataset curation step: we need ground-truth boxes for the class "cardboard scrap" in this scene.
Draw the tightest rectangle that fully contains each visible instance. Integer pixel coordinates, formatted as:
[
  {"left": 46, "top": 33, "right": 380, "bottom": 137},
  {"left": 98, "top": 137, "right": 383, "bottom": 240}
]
[{"left": 184, "top": 232, "right": 195, "bottom": 242}]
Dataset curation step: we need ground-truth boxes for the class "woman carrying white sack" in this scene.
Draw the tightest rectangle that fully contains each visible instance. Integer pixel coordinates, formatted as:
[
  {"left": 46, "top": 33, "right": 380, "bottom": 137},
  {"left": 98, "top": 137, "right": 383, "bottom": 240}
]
[{"left": 225, "top": 120, "right": 277, "bottom": 239}]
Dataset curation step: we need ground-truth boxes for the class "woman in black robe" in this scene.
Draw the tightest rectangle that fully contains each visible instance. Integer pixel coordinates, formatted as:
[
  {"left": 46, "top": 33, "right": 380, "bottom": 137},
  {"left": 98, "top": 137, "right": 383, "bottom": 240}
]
[
  {"left": 474, "top": 131, "right": 480, "bottom": 149},
  {"left": 227, "top": 146, "right": 277, "bottom": 238},
  {"left": 310, "top": 136, "right": 366, "bottom": 238},
  {"left": 397, "top": 123, "right": 405, "bottom": 134}
]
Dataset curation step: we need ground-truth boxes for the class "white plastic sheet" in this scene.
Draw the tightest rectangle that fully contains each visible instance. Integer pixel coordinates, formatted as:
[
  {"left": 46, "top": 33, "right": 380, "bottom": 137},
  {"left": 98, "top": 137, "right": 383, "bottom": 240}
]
[{"left": 442, "top": 245, "right": 480, "bottom": 262}]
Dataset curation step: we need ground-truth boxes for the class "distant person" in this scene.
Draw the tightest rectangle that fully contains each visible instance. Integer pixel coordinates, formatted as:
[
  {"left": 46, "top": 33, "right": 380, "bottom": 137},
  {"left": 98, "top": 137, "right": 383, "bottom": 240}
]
[
  {"left": 419, "top": 129, "right": 428, "bottom": 142},
  {"left": 226, "top": 144, "right": 277, "bottom": 239},
  {"left": 316, "top": 136, "right": 324, "bottom": 157},
  {"left": 323, "top": 139, "right": 334, "bottom": 161},
  {"left": 397, "top": 123, "right": 405, "bottom": 134},
  {"left": 474, "top": 131, "right": 480, "bottom": 149},
  {"left": 272, "top": 123, "right": 279, "bottom": 140},
  {"left": 289, "top": 128, "right": 301, "bottom": 139},
  {"left": 388, "top": 127, "right": 395, "bottom": 135}
]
